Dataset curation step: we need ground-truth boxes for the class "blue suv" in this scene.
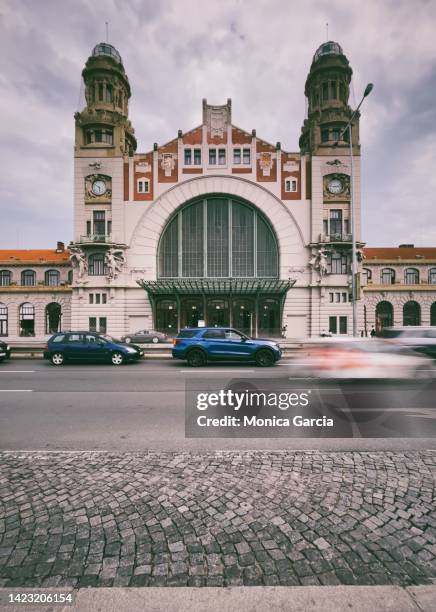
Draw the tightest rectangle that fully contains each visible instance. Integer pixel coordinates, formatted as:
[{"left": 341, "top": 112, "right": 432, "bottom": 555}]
[
  {"left": 172, "top": 327, "right": 281, "bottom": 367},
  {"left": 44, "top": 332, "right": 144, "bottom": 366}
]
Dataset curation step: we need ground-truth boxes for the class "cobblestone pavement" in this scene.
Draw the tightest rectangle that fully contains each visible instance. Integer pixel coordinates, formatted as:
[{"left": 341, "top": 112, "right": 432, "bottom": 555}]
[{"left": 0, "top": 451, "right": 435, "bottom": 588}]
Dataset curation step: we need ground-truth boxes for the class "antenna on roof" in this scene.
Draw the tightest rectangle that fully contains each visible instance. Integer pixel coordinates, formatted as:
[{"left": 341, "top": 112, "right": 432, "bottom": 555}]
[
  {"left": 105, "top": 21, "right": 109, "bottom": 42},
  {"left": 326, "top": 22, "right": 329, "bottom": 41}
]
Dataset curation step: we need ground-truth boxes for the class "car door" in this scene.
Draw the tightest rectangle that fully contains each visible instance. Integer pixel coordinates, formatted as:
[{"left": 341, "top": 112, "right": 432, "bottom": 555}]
[
  {"left": 224, "top": 329, "right": 254, "bottom": 359},
  {"left": 63, "top": 333, "right": 87, "bottom": 361},
  {"left": 84, "top": 334, "right": 110, "bottom": 362},
  {"left": 201, "top": 329, "right": 228, "bottom": 358}
]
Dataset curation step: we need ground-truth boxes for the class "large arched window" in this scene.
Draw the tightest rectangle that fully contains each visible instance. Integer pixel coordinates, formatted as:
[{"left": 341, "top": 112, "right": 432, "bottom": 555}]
[
  {"left": 376, "top": 301, "right": 393, "bottom": 330},
  {"left": 158, "top": 197, "right": 278, "bottom": 279},
  {"left": 19, "top": 303, "right": 35, "bottom": 337},
  {"left": 45, "top": 303, "right": 62, "bottom": 334},
  {"left": 0, "top": 303, "right": 7, "bottom": 336},
  {"left": 380, "top": 268, "right": 395, "bottom": 285},
  {"left": 45, "top": 270, "right": 60, "bottom": 287},
  {"left": 403, "top": 301, "right": 420, "bottom": 326},
  {"left": 88, "top": 253, "right": 107, "bottom": 276},
  {"left": 0, "top": 270, "right": 11, "bottom": 287},
  {"left": 21, "top": 270, "right": 35, "bottom": 286},
  {"left": 404, "top": 268, "right": 419, "bottom": 285}
]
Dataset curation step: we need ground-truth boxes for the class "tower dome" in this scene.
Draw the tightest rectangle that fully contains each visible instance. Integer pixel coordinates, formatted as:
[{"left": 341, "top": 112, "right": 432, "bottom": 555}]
[
  {"left": 91, "top": 42, "right": 122, "bottom": 64},
  {"left": 313, "top": 41, "right": 344, "bottom": 62}
]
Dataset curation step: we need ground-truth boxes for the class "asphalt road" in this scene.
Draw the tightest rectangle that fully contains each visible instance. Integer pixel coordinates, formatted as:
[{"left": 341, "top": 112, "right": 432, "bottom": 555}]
[{"left": 0, "top": 358, "right": 435, "bottom": 451}]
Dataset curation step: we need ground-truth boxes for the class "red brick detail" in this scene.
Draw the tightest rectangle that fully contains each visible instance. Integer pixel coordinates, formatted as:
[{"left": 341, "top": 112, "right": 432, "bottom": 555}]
[
  {"left": 306, "top": 160, "right": 312, "bottom": 200},
  {"left": 158, "top": 140, "right": 178, "bottom": 183},
  {"left": 134, "top": 153, "right": 153, "bottom": 201},
  {"left": 232, "top": 168, "right": 252, "bottom": 174},
  {"left": 207, "top": 132, "right": 227, "bottom": 145},
  {"left": 256, "top": 141, "right": 277, "bottom": 182},
  {"left": 281, "top": 155, "right": 301, "bottom": 200},
  {"left": 182, "top": 168, "right": 203, "bottom": 174},
  {"left": 183, "top": 127, "right": 202, "bottom": 145},
  {"left": 123, "top": 163, "right": 129, "bottom": 201},
  {"left": 232, "top": 127, "right": 251, "bottom": 144}
]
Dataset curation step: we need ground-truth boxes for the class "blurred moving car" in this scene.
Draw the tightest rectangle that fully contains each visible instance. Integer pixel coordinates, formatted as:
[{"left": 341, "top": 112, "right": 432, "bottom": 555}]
[
  {"left": 44, "top": 332, "right": 144, "bottom": 366},
  {"left": 121, "top": 329, "right": 168, "bottom": 344},
  {"left": 172, "top": 327, "right": 282, "bottom": 367},
  {"left": 0, "top": 340, "right": 11, "bottom": 362},
  {"left": 295, "top": 338, "right": 435, "bottom": 379},
  {"left": 380, "top": 326, "right": 436, "bottom": 359}
]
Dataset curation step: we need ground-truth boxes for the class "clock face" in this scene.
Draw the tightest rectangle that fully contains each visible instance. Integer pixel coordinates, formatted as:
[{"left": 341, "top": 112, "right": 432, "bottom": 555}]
[
  {"left": 92, "top": 180, "right": 106, "bottom": 196},
  {"left": 328, "top": 178, "right": 343, "bottom": 194}
]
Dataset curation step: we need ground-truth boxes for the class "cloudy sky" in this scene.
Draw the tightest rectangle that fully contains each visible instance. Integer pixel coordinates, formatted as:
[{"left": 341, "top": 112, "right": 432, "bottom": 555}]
[{"left": 1, "top": 0, "right": 435, "bottom": 248}]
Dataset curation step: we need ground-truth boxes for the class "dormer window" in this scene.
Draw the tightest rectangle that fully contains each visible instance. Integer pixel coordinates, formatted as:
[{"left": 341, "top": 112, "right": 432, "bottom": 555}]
[
  {"left": 285, "top": 179, "right": 297, "bottom": 192},
  {"left": 137, "top": 178, "right": 150, "bottom": 193}
]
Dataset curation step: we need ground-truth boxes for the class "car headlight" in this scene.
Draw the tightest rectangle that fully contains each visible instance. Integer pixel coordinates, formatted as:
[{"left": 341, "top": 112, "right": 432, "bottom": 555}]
[
  {"left": 125, "top": 347, "right": 137, "bottom": 353},
  {"left": 6, "top": 345, "right": 10, "bottom": 351}
]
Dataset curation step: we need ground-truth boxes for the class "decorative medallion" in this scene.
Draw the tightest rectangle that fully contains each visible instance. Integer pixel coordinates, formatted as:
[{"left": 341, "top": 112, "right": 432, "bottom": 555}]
[
  {"left": 159, "top": 153, "right": 176, "bottom": 177},
  {"left": 258, "top": 152, "right": 274, "bottom": 176},
  {"left": 84, "top": 174, "right": 112, "bottom": 201}
]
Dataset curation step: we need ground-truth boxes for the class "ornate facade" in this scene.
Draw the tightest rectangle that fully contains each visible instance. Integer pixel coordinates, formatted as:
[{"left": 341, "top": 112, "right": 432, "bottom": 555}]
[{"left": 1, "top": 41, "right": 434, "bottom": 343}]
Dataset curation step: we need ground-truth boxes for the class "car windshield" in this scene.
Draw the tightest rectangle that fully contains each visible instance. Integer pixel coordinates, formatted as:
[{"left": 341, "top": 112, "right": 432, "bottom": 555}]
[{"left": 101, "top": 334, "right": 120, "bottom": 343}]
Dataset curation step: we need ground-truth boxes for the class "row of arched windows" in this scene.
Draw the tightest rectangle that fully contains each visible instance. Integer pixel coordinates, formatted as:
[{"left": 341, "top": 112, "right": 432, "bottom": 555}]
[
  {"left": 364, "top": 268, "right": 436, "bottom": 285},
  {"left": 375, "top": 301, "right": 436, "bottom": 328},
  {"left": 0, "top": 303, "right": 62, "bottom": 337},
  {"left": 0, "top": 270, "right": 71, "bottom": 287}
]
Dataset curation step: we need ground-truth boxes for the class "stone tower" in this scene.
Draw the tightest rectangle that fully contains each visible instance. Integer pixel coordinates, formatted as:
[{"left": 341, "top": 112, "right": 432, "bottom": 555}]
[{"left": 74, "top": 42, "right": 136, "bottom": 158}]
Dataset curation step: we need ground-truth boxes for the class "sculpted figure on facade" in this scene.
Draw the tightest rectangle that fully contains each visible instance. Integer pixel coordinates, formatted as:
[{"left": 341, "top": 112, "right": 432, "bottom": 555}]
[
  {"left": 69, "top": 246, "right": 88, "bottom": 282},
  {"left": 309, "top": 247, "right": 329, "bottom": 276},
  {"left": 105, "top": 248, "right": 125, "bottom": 280}
]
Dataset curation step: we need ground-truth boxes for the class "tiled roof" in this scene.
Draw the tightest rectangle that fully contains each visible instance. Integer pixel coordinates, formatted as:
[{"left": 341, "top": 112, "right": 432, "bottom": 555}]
[
  {"left": 0, "top": 250, "right": 70, "bottom": 264},
  {"left": 364, "top": 247, "right": 436, "bottom": 260}
]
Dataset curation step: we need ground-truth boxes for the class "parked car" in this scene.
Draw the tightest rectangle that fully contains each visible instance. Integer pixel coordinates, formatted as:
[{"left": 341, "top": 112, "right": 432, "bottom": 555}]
[
  {"left": 44, "top": 332, "right": 144, "bottom": 366},
  {"left": 380, "top": 326, "right": 436, "bottom": 359},
  {"left": 296, "top": 338, "right": 435, "bottom": 379},
  {"left": 172, "top": 327, "right": 282, "bottom": 367},
  {"left": 0, "top": 340, "right": 11, "bottom": 362},
  {"left": 121, "top": 329, "right": 168, "bottom": 344}
]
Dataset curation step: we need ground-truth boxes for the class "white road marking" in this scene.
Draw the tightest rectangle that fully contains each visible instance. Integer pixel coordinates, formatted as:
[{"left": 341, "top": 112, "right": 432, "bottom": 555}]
[
  {"left": 0, "top": 371, "right": 35, "bottom": 373},
  {"left": 0, "top": 389, "right": 33, "bottom": 392},
  {"left": 180, "top": 370, "right": 255, "bottom": 373}
]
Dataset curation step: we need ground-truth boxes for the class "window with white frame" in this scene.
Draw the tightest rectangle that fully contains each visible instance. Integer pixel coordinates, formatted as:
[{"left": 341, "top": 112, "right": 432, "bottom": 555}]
[
  {"left": 89, "top": 293, "right": 107, "bottom": 305},
  {"left": 184, "top": 148, "right": 202, "bottom": 165},
  {"left": 209, "top": 148, "right": 226, "bottom": 165},
  {"left": 428, "top": 268, "right": 436, "bottom": 284},
  {"left": 381, "top": 268, "right": 395, "bottom": 285},
  {"left": 285, "top": 178, "right": 298, "bottom": 192},
  {"left": 89, "top": 317, "right": 107, "bottom": 333},
  {"left": 233, "top": 148, "right": 251, "bottom": 165},
  {"left": 404, "top": 268, "right": 419, "bottom": 285},
  {"left": 137, "top": 178, "right": 150, "bottom": 193},
  {"left": 329, "top": 315, "right": 348, "bottom": 335}
]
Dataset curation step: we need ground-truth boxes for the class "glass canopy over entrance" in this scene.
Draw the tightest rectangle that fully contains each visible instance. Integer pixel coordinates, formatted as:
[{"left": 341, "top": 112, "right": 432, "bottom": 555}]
[{"left": 138, "top": 196, "right": 294, "bottom": 337}]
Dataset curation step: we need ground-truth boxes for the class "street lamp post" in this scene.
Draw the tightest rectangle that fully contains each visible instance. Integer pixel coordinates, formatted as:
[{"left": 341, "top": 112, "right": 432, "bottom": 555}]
[{"left": 336, "top": 83, "right": 373, "bottom": 336}]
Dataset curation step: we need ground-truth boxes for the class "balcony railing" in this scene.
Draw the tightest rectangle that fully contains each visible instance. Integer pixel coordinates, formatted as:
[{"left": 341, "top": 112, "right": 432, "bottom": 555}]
[
  {"left": 79, "top": 234, "right": 113, "bottom": 244},
  {"left": 320, "top": 233, "right": 352, "bottom": 243}
]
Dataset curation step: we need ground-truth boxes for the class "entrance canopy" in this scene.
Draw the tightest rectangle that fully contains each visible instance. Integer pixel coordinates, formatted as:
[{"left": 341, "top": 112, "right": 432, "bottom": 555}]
[{"left": 137, "top": 279, "right": 294, "bottom": 296}]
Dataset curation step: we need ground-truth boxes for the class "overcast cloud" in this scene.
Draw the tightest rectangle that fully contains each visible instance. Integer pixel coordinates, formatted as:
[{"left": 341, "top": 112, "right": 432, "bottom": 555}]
[{"left": 0, "top": 0, "right": 435, "bottom": 248}]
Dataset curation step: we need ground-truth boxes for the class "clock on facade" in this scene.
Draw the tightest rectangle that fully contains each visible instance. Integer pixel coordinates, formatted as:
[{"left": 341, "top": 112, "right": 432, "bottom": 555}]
[
  {"left": 327, "top": 178, "right": 344, "bottom": 194},
  {"left": 91, "top": 179, "right": 107, "bottom": 196}
]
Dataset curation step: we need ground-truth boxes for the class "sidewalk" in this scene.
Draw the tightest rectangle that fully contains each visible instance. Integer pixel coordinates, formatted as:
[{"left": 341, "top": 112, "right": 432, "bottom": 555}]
[{"left": 1, "top": 585, "right": 436, "bottom": 612}]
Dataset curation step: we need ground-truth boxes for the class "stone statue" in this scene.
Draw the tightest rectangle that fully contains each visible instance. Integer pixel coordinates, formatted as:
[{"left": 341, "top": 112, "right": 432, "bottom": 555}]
[
  {"left": 309, "top": 247, "right": 329, "bottom": 276},
  {"left": 69, "top": 246, "right": 87, "bottom": 282},
  {"left": 105, "top": 248, "right": 125, "bottom": 280}
]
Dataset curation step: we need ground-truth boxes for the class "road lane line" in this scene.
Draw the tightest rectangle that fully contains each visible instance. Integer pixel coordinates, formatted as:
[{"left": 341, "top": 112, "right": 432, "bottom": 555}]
[
  {"left": 0, "top": 389, "right": 33, "bottom": 392},
  {"left": 180, "top": 370, "right": 255, "bottom": 373},
  {"left": 0, "top": 371, "right": 36, "bottom": 373}
]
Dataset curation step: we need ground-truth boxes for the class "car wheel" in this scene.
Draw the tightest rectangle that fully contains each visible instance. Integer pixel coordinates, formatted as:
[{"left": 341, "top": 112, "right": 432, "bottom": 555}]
[
  {"left": 187, "top": 349, "right": 206, "bottom": 367},
  {"left": 111, "top": 351, "right": 124, "bottom": 366},
  {"left": 51, "top": 352, "right": 65, "bottom": 366},
  {"left": 152, "top": 336, "right": 159, "bottom": 344},
  {"left": 125, "top": 337, "right": 132, "bottom": 344},
  {"left": 255, "top": 349, "right": 274, "bottom": 367}
]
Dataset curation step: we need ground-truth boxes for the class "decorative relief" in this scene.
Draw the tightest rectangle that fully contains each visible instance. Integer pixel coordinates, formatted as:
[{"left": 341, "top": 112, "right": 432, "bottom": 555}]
[
  {"left": 206, "top": 106, "right": 229, "bottom": 138},
  {"left": 105, "top": 248, "right": 125, "bottom": 280},
  {"left": 69, "top": 246, "right": 88, "bottom": 283},
  {"left": 321, "top": 159, "right": 350, "bottom": 176},
  {"left": 309, "top": 247, "right": 329, "bottom": 276},
  {"left": 323, "top": 173, "right": 350, "bottom": 200},
  {"left": 257, "top": 152, "right": 275, "bottom": 177},
  {"left": 159, "top": 153, "right": 176, "bottom": 177},
  {"left": 135, "top": 161, "right": 151, "bottom": 173},
  {"left": 283, "top": 161, "right": 299, "bottom": 172}
]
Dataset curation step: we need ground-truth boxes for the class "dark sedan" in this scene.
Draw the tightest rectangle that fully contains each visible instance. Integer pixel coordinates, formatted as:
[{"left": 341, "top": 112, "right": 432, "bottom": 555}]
[
  {"left": 0, "top": 340, "right": 11, "bottom": 362},
  {"left": 44, "top": 332, "right": 144, "bottom": 366},
  {"left": 121, "top": 329, "right": 168, "bottom": 344}
]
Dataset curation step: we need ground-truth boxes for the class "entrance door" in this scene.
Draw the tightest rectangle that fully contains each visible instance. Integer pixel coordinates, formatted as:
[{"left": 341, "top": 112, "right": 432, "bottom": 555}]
[
  {"left": 156, "top": 299, "right": 178, "bottom": 334},
  {"left": 232, "top": 298, "right": 255, "bottom": 336},
  {"left": 206, "top": 299, "right": 229, "bottom": 327},
  {"left": 181, "top": 297, "right": 204, "bottom": 328},
  {"left": 258, "top": 298, "right": 280, "bottom": 337}
]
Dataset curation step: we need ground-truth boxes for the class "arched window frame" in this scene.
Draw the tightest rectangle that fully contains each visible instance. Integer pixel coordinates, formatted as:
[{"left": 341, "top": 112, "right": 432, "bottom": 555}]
[
  {"left": 88, "top": 253, "right": 107, "bottom": 276},
  {"left": 0, "top": 270, "right": 11, "bottom": 287},
  {"left": 21, "top": 269, "right": 36, "bottom": 287},
  {"left": 19, "top": 302, "right": 35, "bottom": 337},
  {"left": 428, "top": 268, "right": 436, "bottom": 284},
  {"left": 0, "top": 303, "right": 7, "bottom": 336},
  {"left": 380, "top": 268, "right": 395, "bottom": 285},
  {"left": 404, "top": 268, "right": 419, "bottom": 285},
  {"left": 137, "top": 178, "right": 150, "bottom": 194},
  {"left": 45, "top": 269, "right": 60, "bottom": 287}
]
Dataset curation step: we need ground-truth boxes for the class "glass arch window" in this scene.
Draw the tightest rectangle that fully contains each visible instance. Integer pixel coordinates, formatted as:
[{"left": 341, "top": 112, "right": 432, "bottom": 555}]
[
  {"left": 45, "top": 303, "right": 62, "bottom": 334},
  {"left": 428, "top": 268, "right": 436, "bottom": 284},
  {"left": 0, "top": 270, "right": 11, "bottom": 287},
  {"left": 45, "top": 270, "right": 60, "bottom": 287},
  {"left": 405, "top": 268, "right": 419, "bottom": 285},
  {"left": 381, "top": 268, "right": 395, "bottom": 285},
  {"left": 158, "top": 197, "right": 279, "bottom": 279},
  {"left": 88, "top": 253, "right": 107, "bottom": 276},
  {"left": 21, "top": 270, "right": 35, "bottom": 286},
  {"left": 19, "top": 303, "right": 35, "bottom": 337}
]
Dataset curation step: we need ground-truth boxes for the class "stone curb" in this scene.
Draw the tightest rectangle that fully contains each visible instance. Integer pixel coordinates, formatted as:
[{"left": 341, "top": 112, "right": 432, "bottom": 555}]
[{"left": 1, "top": 586, "right": 436, "bottom": 612}]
